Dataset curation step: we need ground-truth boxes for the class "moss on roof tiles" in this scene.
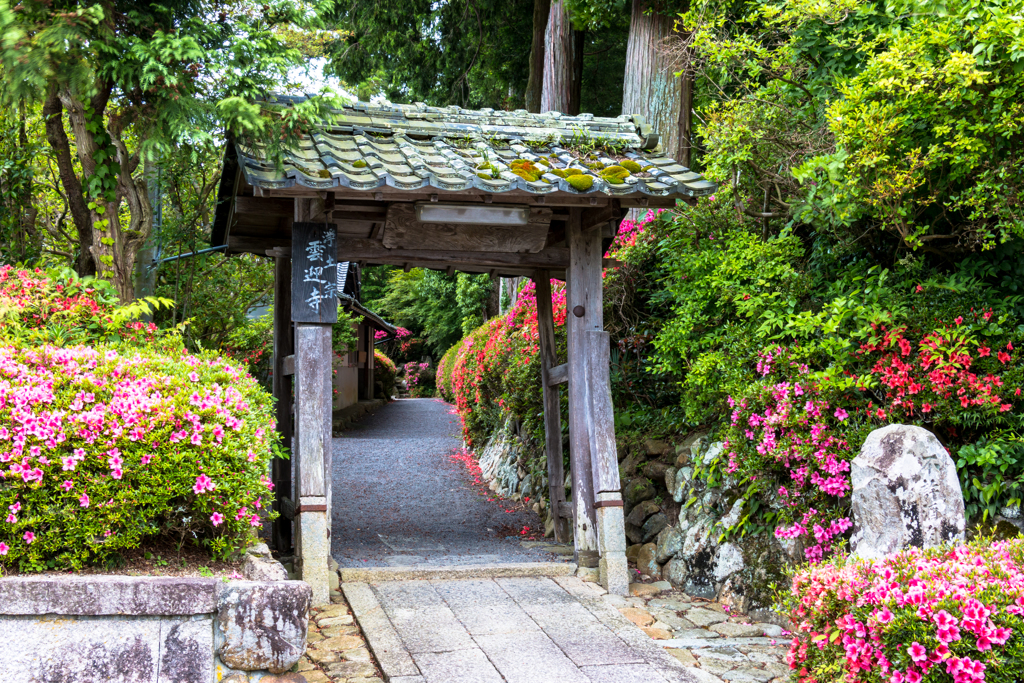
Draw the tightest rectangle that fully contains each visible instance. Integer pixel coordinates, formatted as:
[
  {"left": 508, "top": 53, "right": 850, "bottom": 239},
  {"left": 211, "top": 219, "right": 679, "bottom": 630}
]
[{"left": 236, "top": 98, "right": 718, "bottom": 198}]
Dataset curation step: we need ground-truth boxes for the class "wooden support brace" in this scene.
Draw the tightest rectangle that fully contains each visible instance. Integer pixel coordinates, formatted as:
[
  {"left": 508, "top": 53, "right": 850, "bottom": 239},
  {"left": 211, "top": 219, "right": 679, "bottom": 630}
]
[
  {"left": 585, "top": 330, "right": 621, "bottom": 495},
  {"left": 547, "top": 363, "right": 568, "bottom": 386},
  {"left": 534, "top": 270, "right": 570, "bottom": 544}
]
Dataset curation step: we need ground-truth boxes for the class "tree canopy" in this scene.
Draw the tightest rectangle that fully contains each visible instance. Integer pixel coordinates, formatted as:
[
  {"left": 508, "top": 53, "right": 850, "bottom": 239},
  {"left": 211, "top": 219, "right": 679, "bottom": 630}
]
[
  {"left": 682, "top": 0, "right": 1024, "bottom": 255},
  {"left": 0, "top": 0, "right": 342, "bottom": 299}
]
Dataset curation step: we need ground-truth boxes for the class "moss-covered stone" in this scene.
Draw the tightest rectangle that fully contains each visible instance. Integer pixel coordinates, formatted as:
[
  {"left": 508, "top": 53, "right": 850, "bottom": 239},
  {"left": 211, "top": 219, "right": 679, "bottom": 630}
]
[
  {"left": 620, "top": 159, "right": 642, "bottom": 173},
  {"left": 351, "top": 159, "right": 367, "bottom": 168},
  {"left": 567, "top": 174, "right": 594, "bottom": 191}
]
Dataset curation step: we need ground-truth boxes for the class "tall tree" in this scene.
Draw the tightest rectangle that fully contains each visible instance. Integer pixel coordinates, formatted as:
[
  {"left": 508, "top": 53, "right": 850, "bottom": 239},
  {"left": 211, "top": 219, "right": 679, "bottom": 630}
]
[
  {"left": 540, "top": 1, "right": 583, "bottom": 114},
  {"left": 524, "top": 0, "right": 552, "bottom": 112},
  {"left": 327, "top": 0, "right": 534, "bottom": 108},
  {"left": 566, "top": 0, "right": 690, "bottom": 158},
  {"left": 621, "top": 1, "right": 686, "bottom": 159},
  {"left": 1, "top": 0, "right": 339, "bottom": 301}
]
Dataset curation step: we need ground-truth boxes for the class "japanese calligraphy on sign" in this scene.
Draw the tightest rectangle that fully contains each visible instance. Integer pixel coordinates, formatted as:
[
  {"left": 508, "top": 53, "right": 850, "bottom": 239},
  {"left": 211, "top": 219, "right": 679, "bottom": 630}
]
[{"left": 292, "top": 222, "right": 339, "bottom": 324}]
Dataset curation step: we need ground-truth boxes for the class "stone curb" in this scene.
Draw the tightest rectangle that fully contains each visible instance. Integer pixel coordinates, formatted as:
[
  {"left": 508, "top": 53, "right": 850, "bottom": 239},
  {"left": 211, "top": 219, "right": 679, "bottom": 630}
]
[
  {"left": 0, "top": 575, "right": 218, "bottom": 616},
  {"left": 342, "top": 582, "right": 420, "bottom": 680},
  {"left": 658, "top": 637, "right": 778, "bottom": 649},
  {"left": 340, "top": 562, "right": 577, "bottom": 583}
]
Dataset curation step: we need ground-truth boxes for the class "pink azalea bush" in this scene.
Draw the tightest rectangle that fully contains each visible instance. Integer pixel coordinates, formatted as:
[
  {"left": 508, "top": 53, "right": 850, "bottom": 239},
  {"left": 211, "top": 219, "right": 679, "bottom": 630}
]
[
  {"left": 403, "top": 361, "right": 436, "bottom": 397},
  {"left": 782, "top": 538, "right": 1024, "bottom": 683},
  {"left": 721, "top": 347, "right": 864, "bottom": 563},
  {"left": 0, "top": 344, "right": 280, "bottom": 571}
]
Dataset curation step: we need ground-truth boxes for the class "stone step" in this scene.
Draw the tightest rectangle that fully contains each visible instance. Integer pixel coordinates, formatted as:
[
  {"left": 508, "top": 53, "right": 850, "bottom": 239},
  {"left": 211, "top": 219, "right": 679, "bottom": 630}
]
[{"left": 340, "top": 561, "right": 579, "bottom": 582}]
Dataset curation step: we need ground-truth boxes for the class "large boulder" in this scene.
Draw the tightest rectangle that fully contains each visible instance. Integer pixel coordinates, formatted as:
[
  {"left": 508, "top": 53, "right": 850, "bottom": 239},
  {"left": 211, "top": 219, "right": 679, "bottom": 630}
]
[{"left": 850, "top": 424, "right": 966, "bottom": 560}]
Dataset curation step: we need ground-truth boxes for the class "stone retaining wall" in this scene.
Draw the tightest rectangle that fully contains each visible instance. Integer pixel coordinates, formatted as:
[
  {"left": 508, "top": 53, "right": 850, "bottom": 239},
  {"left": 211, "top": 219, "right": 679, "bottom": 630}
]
[{"left": 0, "top": 547, "right": 310, "bottom": 683}]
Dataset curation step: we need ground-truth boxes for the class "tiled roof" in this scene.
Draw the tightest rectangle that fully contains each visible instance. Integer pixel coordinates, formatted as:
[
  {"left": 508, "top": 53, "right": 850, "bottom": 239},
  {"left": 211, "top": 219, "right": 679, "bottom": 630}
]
[{"left": 235, "top": 96, "right": 717, "bottom": 199}]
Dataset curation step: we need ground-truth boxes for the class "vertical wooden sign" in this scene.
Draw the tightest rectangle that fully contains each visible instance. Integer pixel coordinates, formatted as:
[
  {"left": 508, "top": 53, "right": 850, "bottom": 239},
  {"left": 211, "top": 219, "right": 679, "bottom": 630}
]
[{"left": 292, "top": 222, "right": 339, "bottom": 324}]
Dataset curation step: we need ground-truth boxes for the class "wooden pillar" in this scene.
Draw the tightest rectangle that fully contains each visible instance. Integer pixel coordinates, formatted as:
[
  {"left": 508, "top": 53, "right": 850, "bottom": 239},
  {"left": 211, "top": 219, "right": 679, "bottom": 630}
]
[
  {"left": 568, "top": 206, "right": 629, "bottom": 594},
  {"left": 566, "top": 208, "right": 600, "bottom": 567},
  {"left": 534, "top": 270, "right": 570, "bottom": 543},
  {"left": 271, "top": 256, "right": 294, "bottom": 553},
  {"left": 292, "top": 199, "right": 337, "bottom": 606}
]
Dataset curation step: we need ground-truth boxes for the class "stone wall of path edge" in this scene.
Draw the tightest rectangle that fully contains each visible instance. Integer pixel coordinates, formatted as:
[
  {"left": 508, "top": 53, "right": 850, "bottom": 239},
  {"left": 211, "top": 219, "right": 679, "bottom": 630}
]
[{"left": 0, "top": 548, "right": 310, "bottom": 683}]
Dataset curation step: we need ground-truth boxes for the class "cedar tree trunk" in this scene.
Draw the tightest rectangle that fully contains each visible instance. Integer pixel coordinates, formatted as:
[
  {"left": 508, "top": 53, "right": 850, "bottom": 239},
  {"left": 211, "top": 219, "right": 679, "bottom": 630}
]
[
  {"left": 623, "top": 0, "right": 683, "bottom": 159},
  {"left": 525, "top": 0, "right": 552, "bottom": 113},
  {"left": 541, "top": 0, "right": 582, "bottom": 114}
]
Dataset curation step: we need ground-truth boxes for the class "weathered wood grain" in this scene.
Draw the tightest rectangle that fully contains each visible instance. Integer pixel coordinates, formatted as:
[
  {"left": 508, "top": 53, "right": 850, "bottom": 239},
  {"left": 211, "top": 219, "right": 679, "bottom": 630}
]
[
  {"left": 535, "top": 270, "right": 569, "bottom": 543},
  {"left": 585, "top": 330, "right": 621, "bottom": 494},
  {"left": 547, "top": 363, "right": 568, "bottom": 386},
  {"left": 382, "top": 203, "right": 552, "bottom": 253},
  {"left": 566, "top": 207, "right": 600, "bottom": 566},
  {"left": 295, "top": 325, "right": 332, "bottom": 500},
  {"left": 337, "top": 238, "right": 571, "bottom": 268}
]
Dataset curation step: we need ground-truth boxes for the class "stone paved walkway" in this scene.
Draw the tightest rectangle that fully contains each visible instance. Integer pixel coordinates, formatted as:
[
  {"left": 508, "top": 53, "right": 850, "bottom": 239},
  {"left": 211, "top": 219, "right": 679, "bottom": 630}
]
[{"left": 342, "top": 575, "right": 702, "bottom": 683}]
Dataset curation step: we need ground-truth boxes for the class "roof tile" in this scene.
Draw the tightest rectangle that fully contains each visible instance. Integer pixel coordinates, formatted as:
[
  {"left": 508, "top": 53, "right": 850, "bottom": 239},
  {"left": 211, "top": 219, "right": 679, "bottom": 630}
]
[{"left": 236, "top": 97, "right": 717, "bottom": 198}]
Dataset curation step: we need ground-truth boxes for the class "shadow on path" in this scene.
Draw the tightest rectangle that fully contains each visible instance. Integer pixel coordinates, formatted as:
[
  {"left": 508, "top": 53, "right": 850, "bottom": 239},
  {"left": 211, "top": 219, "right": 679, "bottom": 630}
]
[{"left": 330, "top": 398, "right": 562, "bottom": 568}]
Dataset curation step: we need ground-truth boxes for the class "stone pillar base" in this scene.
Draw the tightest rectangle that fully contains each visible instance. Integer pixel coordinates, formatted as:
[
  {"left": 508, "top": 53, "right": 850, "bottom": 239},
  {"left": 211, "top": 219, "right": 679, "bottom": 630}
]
[
  {"left": 297, "top": 497, "right": 330, "bottom": 606},
  {"left": 599, "top": 552, "right": 629, "bottom": 595},
  {"left": 595, "top": 502, "right": 628, "bottom": 595}
]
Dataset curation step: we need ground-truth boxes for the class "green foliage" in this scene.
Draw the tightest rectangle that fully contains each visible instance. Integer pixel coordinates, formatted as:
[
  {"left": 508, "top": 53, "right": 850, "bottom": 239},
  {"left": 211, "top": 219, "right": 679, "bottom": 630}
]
[
  {"left": 374, "top": 349, "right": 397, "bottom": 399},
  {"left": 332, "top": 311, "right": 359, "bottom": 356},
  {"left": 0, "top": 107, "right": 42, "bottom": 264},
  {"left": 684, "top": 0, "right": 1024, "bottom": 255},
  {"left": 325, "top": 0, "right": 534, "bottom": 108},
  {"left": 376, "top": 268, "right": 493, "bottom": 359},
  {"left": 803, "top": 0, "right": 1024, "bottom": 251},
  {"left": 957, "top": 433, "right": 1024, "bottom": 524},
  {"left": 0, "top": 0, "right": 345, "bottom": 294},
  {"left": 221, "top": 313, "right": 274, "bottom": 389},
  {"left": 325, "top": 0, "right": 630, "bottom": 113},
  {"left": 0, "top": 264, "right": 178, "bottom": 350}
]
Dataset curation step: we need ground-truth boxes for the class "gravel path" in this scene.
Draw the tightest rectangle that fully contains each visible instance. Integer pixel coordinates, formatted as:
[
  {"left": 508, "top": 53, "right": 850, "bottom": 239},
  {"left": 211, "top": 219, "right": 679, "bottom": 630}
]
[{"left": 330, "top": 398, "right": 564, "bottom": 568}]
